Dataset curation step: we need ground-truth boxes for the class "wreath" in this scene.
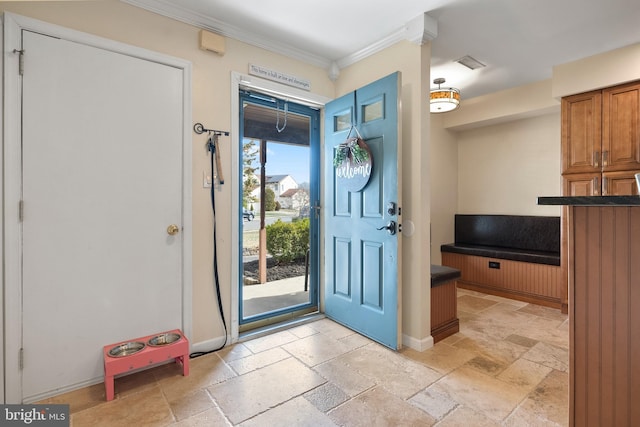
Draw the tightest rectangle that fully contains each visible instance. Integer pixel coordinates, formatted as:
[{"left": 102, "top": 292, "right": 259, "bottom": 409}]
[{"left": 333, "top": 137, "right": 370, "bottom": 168}]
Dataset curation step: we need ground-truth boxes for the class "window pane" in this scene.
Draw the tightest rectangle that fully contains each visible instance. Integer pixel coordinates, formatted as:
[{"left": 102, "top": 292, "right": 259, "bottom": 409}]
[
  {"left": 334, "top": 111, "right": 351, "bottom": 131},
  {"left": 363, "top": 99, "right": 383, "bottom": 122}
]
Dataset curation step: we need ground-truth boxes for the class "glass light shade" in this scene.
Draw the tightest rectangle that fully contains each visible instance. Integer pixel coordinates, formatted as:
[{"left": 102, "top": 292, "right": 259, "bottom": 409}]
[{"left": 430, "top": 88, "right": 460, "bottom": 113}]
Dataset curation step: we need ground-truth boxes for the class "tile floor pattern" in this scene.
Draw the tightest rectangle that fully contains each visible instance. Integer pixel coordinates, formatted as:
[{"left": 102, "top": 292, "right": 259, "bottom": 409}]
[{"left": 39, "top": 289, "right": 569, "bottom": 426}]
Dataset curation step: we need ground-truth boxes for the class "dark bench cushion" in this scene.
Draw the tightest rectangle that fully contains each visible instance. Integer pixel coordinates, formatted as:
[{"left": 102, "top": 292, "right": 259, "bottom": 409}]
[
  {"left": 441, "top": 243, "right": 560, "bottom": 266},
  {"left": 441, "top": 214, "right": 561, "bottom": 266},
  {"left": 431, "top": 264, "right": 461, "bottom": 287}
]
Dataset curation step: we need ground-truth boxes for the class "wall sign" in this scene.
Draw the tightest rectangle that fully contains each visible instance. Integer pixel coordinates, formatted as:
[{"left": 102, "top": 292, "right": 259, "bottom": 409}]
[
  {"left": 249, "top": 64, "right": 311, "bottom": 91},
  {"left": 334, "top": 137, "right": 373, "bottom": 192}
]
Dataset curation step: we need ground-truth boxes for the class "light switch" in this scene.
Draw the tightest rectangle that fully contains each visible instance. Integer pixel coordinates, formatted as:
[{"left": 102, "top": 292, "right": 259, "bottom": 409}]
[{"left": 203, "top": 171, "right": 212, "bottom": 188}]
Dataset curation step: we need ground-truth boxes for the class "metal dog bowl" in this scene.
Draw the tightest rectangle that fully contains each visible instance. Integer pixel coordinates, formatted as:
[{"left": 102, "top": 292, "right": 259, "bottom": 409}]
[
  {"left": 147, "top": 332, "right": 182, "bottom": 346},
  {"left": 107, "top": 341, "right": 146, "bottom": 357}
]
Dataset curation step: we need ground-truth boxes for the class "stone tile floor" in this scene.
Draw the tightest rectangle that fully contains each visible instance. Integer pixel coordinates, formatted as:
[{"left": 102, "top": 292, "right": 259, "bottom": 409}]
[{"left": 39, "top": 289, "right": 569, "bottom": 426}]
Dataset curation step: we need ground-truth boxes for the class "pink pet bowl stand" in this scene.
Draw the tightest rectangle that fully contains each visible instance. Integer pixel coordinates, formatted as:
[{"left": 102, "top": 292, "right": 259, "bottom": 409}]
[{"left": 103, "top": 329, "right": 189, "bottom": 401}]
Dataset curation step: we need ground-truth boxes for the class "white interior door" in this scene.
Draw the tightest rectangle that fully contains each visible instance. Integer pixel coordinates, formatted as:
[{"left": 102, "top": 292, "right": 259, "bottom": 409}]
[{"left": 15, "top": 28, "right": 188, "bottom": 402}]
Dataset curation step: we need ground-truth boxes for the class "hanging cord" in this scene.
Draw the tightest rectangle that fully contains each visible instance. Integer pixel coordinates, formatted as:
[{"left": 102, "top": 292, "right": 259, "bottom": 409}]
[
  {"left": 189, "top": 133, "right": 228, "bottom": 358},
  {"left": 276, "top": 100, "right": 288, "bottom": 133}
]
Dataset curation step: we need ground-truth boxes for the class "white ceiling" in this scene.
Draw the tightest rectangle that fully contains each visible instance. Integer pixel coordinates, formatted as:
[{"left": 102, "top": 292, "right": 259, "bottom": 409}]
[{"left": 125, "top": 0, "right": 640, "bottom": 99}]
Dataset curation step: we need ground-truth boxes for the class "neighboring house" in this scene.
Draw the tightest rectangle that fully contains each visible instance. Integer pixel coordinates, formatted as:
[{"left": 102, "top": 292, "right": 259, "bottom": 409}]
[
  {"left": 248, "top": 174, "right": 299, "bottom": 211},
  {"left": 265, "top": 174, "right": 298, "bottom": 200},
  {"left": 279, "top": 188, "right": 310, "bottom": 211}
]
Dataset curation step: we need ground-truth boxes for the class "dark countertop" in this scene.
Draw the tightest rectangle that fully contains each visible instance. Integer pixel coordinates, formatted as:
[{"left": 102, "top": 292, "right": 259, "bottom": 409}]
[{"left": 538, "top": 196, "right": 640, "bottom": 206}]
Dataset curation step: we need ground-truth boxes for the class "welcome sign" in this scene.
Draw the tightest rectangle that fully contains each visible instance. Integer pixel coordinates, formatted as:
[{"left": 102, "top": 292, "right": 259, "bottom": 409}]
[{"left": 334, "top": 138, "right": 373, "bottom": 192}]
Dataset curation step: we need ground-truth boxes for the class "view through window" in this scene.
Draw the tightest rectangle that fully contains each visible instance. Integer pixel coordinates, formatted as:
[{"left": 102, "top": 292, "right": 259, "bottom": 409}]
[{"left": 240, "top": 96, "right": 319, "bottom": 325}]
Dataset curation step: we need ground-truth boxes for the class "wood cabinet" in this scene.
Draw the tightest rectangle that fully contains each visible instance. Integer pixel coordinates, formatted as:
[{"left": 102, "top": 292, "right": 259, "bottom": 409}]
[
  {"left": 568, "top": 205, "right": 640, "bottom": 426},
  {"left": 563, "top": 170, "right": 640, "bottom": 196},
  {"left": 562, "top": 90, "right": 602, "bottom": 175},
  {"left": 562, "top": 81, "right": 640, "bottom": 196}
]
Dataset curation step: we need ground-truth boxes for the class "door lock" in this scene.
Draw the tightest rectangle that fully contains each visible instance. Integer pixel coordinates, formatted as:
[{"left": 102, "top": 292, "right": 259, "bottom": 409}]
[
  {"left": 377, "top": 220, "right": 397, "bottom": 235},
  {"left": 387, "top": 202, "right": 397, "bottom": 216}
]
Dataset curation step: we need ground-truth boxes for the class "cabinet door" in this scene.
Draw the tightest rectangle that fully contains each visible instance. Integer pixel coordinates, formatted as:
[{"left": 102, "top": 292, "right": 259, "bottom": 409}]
[
  {"left": 603, "top": 170, "right": 640, "bottom": 195},
  {"left": 562, "top": 91, "right": 602, "bottom": 174},
  {"left": 563, "top": 173, "right": 600, "bottom": 196},
  {"left": 602, "top": 81, "right": 640, "bottom": 171}
]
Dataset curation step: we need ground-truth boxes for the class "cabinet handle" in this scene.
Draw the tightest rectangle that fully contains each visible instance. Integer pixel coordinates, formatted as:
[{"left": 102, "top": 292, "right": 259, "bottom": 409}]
[
  {"left": 602, "top": 177, "right": 608, "bottom": 195},
  {"left": 593, "top": 177, "right": 599, "bottom": 195},
  {"left": 602, "top": 150, "right": 609, "bottom": 167},
  {"left": 594, "top": 151, "right": 600, "bottom": 167}
]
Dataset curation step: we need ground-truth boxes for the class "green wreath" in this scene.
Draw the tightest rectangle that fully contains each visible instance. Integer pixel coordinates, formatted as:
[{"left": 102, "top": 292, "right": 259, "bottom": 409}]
[{"left": 333, "top": 138, "right": 369, "bottom": 168}]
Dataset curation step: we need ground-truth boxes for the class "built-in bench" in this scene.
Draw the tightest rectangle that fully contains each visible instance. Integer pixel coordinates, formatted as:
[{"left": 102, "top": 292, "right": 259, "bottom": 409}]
[
  {"left": 441, "top": 214, "right": 563, "bottom": 309},
  {"left": 431, "top": 264, "right": 460, "bottom": 343}
]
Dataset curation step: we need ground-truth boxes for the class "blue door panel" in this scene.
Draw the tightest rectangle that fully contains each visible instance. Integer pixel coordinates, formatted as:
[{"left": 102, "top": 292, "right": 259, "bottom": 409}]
[
  {"left": 361, "top": 240, "right": 383, "bottom": 310},
  {"left": 324, "top": 72, "right": 400, "bottom": 349},
  {"left": 334, "top": 237, "right": 352, "bottom": 299}
]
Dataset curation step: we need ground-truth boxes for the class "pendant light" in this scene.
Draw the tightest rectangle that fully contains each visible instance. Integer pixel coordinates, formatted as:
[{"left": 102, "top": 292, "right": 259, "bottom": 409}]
[{"left": 430, "top": 78, "right": 460, "bottom": 113}]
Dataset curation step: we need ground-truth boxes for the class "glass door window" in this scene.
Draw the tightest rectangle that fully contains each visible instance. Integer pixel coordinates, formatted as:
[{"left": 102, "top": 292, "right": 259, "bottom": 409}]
[{"left": 239, "top": 91, "right": 320, "bottom": 328}]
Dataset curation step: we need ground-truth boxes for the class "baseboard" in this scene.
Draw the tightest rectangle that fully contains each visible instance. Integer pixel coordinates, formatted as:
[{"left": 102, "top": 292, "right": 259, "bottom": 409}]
[
  {"left": 23, "top": 376, "right": 105, "bottom": 403},
  {"left": 189, "top": 335, "right": 229, "bottom": 354},
  {"left": 431, "top": 319, "right": 460, "bottom": 344},
  {"left": 457, "top": 281, "right": 562, "bottom": 309},
  {"left": 402, "top": 333, "right": 434, "bottom": 352}
]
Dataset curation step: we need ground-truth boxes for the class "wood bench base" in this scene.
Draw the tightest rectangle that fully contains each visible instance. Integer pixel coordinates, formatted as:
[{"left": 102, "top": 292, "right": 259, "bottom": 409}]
[
  {"left": 431, "top": 282, "right": 459, "bottom": 343},
  {"left": 442, "top": 252, "right": 563, "bottom": 310},
  {"left": 431, "top": 265, "right": 460, "bottom": 343}
]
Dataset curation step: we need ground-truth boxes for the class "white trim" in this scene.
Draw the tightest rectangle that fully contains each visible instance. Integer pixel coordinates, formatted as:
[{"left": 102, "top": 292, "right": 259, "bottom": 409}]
[
  {"left": 189, "top": 336, "right": 228, "bottom": 355},
  {"left": 122, "top": 0, "right": 331, "bottom": 69},
  {"left": 3, "top": 12, "right": 24, "bottom": 405},
  {"left": 2, "top": 12, "right": 193, "bottom": 403},
  {"left": 402, "top": 334, "right": 434, "bottom": 352},
  {"left": 120, "top": 1, "right": 436, "bottom": 79},
  {"left": 229, "top": 71, "right": 329, "bottom": 343},
  {"left": 0, "top": 15, "right": 5, "bottom": 405}
]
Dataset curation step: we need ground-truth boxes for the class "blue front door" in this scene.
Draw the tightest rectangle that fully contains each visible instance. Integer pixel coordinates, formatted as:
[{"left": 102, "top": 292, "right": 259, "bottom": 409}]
[{"left": 323, "top": 72, "right": 401, "bottom": 349}]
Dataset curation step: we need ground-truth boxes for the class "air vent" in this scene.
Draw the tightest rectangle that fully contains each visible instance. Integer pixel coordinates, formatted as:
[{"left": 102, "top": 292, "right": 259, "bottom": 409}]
[{"left": 456, "top": 55, "right": 486, "bottom": 70}]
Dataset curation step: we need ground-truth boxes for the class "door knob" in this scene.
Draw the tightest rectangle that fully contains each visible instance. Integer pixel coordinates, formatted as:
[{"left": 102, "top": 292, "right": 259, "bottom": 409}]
[
  {"left": 377, "top": 220, "right": 397, "bottom": 235},
  {"left": 167, "top": 224, "right": 180, "bottom": 235}
]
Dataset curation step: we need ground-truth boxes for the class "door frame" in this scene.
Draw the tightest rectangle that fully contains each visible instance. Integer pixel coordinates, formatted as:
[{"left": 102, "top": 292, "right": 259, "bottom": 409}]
[
  {"left": 237, "top": 91, "right": 321, "bottom": 326},
  {"left": 2, "top": 12, "right": 193, "bottom": 403},
  {"left": 229, "top": 72, "right": 330, "bottom": 341}
]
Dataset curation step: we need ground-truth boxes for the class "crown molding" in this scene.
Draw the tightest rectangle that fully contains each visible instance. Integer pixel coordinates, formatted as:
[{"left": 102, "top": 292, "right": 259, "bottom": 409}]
[
  {"left": 335, "top": 13, "right": 438, "bottom": 69},
  {"left": 121, "top": 0, "right": 332, "bottom": 68},
  {"left": 121, "top": 1, "right": 437, "bottom": 78}
]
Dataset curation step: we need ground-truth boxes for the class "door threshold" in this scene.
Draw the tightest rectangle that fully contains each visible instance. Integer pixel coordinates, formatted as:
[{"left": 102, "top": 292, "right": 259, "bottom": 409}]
[{"left": 238, "top": 312, "right": 325, "bottom": 343}]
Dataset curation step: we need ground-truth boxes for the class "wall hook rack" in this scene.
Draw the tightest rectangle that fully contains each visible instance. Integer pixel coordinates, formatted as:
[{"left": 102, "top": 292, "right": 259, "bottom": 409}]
[
  {"left": 194, "top": 123, "right": 227, "bottom": 185},
  {"left": 193, "top": 123, "right": 229, "bottom": 136}
]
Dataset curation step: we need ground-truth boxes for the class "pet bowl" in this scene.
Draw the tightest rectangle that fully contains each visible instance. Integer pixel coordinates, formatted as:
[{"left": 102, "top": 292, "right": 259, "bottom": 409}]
[
  {"left": 147, "top": 332, "right": 182, "bottom": 346},
  {"left": 107, "top": 341, "right": 146, "bottom": 357}
]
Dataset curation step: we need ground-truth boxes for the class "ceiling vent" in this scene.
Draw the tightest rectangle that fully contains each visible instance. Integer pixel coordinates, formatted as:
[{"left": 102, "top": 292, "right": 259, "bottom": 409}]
[{"left": 456, "top": 55, "right": 485, "bottom": 70}]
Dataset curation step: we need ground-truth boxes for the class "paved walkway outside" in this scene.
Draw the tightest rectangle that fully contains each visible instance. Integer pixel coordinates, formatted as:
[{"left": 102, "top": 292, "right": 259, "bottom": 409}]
[{"left": 242, "top": 275, "right": 310, "bottom": 317}]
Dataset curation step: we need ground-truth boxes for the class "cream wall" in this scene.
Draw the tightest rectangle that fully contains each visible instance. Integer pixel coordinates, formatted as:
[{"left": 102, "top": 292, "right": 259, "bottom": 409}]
[
  {"left": 456, "top": 113, "right": 562, "bottom": 216},
  {"left": 429, "top": 113, "right": 457, "bottom": 265},
  {"left": 0, "top": 0, "right": 335, "bottom": 345},
  {"left": 336, "top": 40, "right": 433, "bottom": 348},
  {"left": 553, "top": 42, "right": 640, "bottom": 98}
]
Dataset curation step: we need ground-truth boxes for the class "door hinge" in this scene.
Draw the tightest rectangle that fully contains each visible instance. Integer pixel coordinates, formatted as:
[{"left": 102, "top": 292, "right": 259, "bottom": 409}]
[
  {"left": 13, "top": 49, "right": 25, "bottom": 76},
  {"left": 19, "top": 348, "right": 24, "bottom": 370},
  {"left": 19, "top": 200, "right": 24, "bottom": 222}
]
